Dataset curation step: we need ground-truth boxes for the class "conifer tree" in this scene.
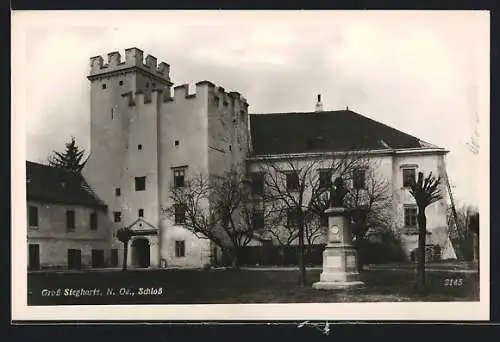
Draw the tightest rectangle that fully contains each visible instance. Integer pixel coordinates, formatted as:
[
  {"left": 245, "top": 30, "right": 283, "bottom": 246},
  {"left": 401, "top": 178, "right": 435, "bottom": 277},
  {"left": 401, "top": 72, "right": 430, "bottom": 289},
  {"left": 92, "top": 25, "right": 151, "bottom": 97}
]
[{"left": 48, "top": 137, "right": 87, "bottom": 173}]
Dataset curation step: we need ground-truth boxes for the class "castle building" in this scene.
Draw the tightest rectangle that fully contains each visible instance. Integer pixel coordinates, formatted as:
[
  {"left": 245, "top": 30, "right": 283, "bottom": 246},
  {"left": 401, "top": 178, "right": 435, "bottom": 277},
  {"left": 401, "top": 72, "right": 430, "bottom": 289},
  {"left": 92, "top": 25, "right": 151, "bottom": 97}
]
[{"left": 27, "top": 47, "right": 455, "bottom": 270}]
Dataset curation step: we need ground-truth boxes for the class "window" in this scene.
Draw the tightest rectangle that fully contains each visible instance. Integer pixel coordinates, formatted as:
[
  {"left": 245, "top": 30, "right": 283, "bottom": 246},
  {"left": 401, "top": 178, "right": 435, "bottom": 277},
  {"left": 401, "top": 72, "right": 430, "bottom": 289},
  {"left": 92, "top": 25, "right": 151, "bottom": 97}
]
[
  {"left": 287, "top": 208, "right": 298, "bottom": 228},
  {"left": 113, "top": 211, "right": 122, "bottom": 223},
  {"left": 119, "top": 80, "right": 124, "bottom": 86},
  {"left": 145, "top": 82, "right": 149, "bottom": 89},
  {"left": 252, "top": 211, "right": 265, "bottom": 231},
  {"left": 229, "top": 145, "right": 232, "bottom": 151},
  {"left": 90, "top": 212, "right": 98, "bottom": 231},
  {"left": 318, "top": 169, "right": 332, "bottom": 190},
  {"left": 403, "top": 168, "right": 416, "bottom": 188},
  {"left": 174, "top": 140, "right": 179, "bottom": 147},
  {"left": 214, "top": 96, "right": 220, "bottom": 107},
  {"left": 404, "top": 206, "right": 418, "bottom": 227},
  {"left": 66, "top": 210, "right": 75, "bottom": 231},
  {"left": 138, "top": 144, "right": 142, "bottom": 150},
  {"left": 138, "top": 209, "right": 144, "bottom": 217},
  {"left": 175, "top": 240, "right": 186, "bottom": 257},
  {"left": 174, "top": 204, "right": 186, "bottom": 224},
  {"left": 135, "top": 176, "right": 146, "bottom": 191},
  {"left": 28, "top": 206, "right": 38, "bottom": 227},
  {"left": 353, "top": 168, "right": 366, "bottom": 189},
  {"left": 173, "top": 168, "right": 186, "bottom": 188},
  {"left": 101, "top": 83, "right": 107, "bottom": 89},
  {"left": 223, "top": 100, "right": 228, "bottom": 107},
  {"left": 250, "top": 172, "right": 264, "bottom": 196},
  {"left": 286, "top": 172, "right": 299, "bottom": 192},
  {"left": 115, "top": 187, "right": 121, "bottom": 197},
  {"left": 111, "top": 108, "right": 115, "bottom": 120}
]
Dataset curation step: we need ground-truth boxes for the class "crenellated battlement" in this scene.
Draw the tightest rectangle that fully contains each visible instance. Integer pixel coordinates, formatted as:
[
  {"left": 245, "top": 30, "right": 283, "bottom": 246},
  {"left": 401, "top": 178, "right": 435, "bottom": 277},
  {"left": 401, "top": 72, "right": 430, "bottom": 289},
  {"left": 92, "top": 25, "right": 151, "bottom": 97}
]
[
  {"left": 160, "top": 80, "right": 249, "bottom": 110},
  {"left": 121, "top": 89, "right": 164, "bottom": 107},
  {"left": 88, "top": 47, "right": 172, "bottom": 84}
]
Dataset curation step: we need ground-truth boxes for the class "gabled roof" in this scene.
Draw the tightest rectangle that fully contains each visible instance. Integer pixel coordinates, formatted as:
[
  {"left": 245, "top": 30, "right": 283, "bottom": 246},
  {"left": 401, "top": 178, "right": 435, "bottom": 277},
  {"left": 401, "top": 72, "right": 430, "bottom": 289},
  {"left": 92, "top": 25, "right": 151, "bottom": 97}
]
[
  {"left": 26, "top": 161, "right": 106, "bottom": 209},
  {"left": 249, "top": 110, "right": 445, "bottom": 156}
]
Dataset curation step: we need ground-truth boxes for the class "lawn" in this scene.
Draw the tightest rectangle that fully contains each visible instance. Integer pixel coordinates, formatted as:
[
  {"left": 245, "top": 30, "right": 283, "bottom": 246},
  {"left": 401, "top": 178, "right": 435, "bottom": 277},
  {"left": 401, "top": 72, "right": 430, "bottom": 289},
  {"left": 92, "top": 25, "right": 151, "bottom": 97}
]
[{"left": 27, "top": 266, "right": 479, "bottom": 305}]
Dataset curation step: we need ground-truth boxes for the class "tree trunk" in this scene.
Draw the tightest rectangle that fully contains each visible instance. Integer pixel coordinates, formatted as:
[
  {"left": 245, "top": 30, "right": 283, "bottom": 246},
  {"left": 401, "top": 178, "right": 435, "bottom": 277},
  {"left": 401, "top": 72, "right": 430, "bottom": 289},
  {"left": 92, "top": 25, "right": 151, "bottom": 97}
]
[
  {"left": 416, "top": 211, "right": 427, "bottom": 292},
  {"left": 231, "top": 248, "right": 240, "bottom": 270},
  {"left": 297, "top": 215, "right": 307, "bottom": 286},
  {"left": 122, "top": 242, "right": 129, "bottom": 271}
]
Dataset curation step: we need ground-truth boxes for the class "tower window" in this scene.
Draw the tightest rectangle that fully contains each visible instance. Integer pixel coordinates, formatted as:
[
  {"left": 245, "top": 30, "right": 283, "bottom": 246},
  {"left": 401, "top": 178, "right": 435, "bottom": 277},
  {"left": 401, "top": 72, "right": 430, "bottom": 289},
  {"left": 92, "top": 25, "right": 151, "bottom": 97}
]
[
  {"left": 229, "top": 145, "right": 232, "bottom": 151},
  {"left": 138, "top": 209, "right": 144, "bottom": 217},
  {"left": 175, "top": 240, "right": 186, "bottom": 257},
  {"left": 403, "top": 168, "right": 416, "bottom": 188},
  {"left": 173, "top": 168, "right": 186, "bottom": 188},
  {"left": 115, "top": 187, "right": 121, "bottom": 196},
  {"left": 119, "top": 80, "right": 124, "bottom": 86},
  {"left": 135, "top": 176, "right": 146, "bottom": 191},
  {"left": 113, "top": 211, "right": 122, "bottom": 223},
  {"left": 138, "top": 144, "right": 142, "bottom": 150},
  {"left": 174, "top": 140, "right": 179, "bottom": 147},
  {"left": 102, "top": 83, "right": 107, "bottom": 89},
  {"left": 111, "top": 108, "right": 115, "bottom": 120}
]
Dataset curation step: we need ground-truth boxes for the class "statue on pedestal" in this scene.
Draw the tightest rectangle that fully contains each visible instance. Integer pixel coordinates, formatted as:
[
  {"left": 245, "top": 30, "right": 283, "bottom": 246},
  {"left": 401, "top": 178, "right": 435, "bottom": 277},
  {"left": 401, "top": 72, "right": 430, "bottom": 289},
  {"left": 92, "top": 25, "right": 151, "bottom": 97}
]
[{"left": 329, "top": 177, "right": 348, "bottom": 208}]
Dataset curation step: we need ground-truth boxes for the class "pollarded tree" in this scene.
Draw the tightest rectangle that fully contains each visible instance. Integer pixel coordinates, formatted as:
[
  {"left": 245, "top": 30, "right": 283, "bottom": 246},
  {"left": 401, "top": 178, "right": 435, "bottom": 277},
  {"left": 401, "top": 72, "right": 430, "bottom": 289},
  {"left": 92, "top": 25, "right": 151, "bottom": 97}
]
[
  {"left": 116, "top": 227, "right": 134, "bottom": 271},
  {"left": 408, "top": 171, "right": 443, "bottom": 292},
  {"left": 48, "top": 136, "right": 88, "bottom": 173}
]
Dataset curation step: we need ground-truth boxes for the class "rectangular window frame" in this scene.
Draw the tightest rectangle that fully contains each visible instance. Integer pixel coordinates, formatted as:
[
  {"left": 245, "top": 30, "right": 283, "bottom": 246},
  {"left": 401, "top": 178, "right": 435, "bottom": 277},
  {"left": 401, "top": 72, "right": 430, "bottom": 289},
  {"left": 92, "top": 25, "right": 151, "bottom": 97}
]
[
  {"left": 135, "top": 176, "right": 146, "bottom": 191},
  {"left": 404, "top": 205, "right": 418, "bottom": 227},
  {"left": 113, "top": 211, "right": 122, "bottom": 223},
  {"left": 318, "top": 169, "right": 332, "bottom": 190},
  {"left": 402, "top": 168, "right": 417, "bottom": 188},
  {"left": 175, "top": 240, "right": 186, "bottom": 258},
  {"left": 174, "top": 204, "right": 186, "bottom": 225},
  {"left": 173, "top": 167, "right": 187, "bottom": 188},
  {"left": 250, "top": 172, "right": 264, "bottom": 196},
  {"left": 28, "top": 205, "right": 39, "bottom": 227},
  {"left": 352, "top": 168, "right": 366, "bottom": 190},
  {"left": 285, "top": 171, "right": 300, "bottom": 192},
  {"left": 90, "top": 212, "right": 98, "bottom": 231},
  {"left": 252, "top": 210, "right": 265, "bottom": 231},
  {"left": 66, "top": 210, "right": 75, "bottom": 231}
]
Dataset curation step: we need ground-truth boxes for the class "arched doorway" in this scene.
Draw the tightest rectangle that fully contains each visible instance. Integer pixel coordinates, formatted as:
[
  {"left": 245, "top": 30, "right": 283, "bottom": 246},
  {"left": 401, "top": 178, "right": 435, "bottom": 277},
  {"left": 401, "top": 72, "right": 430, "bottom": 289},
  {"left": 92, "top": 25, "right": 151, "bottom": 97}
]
[{"left": 132, "top": 238, "right": 150, "bottom": 268}]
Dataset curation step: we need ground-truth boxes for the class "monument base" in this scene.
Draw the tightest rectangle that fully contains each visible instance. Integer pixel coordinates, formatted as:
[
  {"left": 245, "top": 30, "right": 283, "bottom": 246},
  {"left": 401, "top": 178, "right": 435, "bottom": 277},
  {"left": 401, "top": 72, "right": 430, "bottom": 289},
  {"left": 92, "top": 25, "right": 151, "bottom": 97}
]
[
  {"left": 312, "top": 243, "right": 365, "bottom": 290},
  {"left": 312, "top": 280, "right": 365, "bottom": 290}
]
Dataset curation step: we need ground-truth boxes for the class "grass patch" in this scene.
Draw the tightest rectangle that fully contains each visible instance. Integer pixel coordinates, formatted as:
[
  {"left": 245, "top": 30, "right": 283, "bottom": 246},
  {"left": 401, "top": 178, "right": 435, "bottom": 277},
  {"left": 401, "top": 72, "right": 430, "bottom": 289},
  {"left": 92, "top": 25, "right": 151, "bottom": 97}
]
[{"left": 28, "top": 268, "right": 479, "bottom": 305}]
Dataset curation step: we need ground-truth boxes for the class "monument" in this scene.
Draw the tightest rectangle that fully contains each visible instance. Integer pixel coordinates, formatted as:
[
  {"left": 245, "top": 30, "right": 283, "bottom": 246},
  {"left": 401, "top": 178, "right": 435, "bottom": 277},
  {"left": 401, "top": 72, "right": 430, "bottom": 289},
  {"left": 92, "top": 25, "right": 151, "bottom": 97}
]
[{"left": 313, "top": 177, "right": 365, "bottom": 289}]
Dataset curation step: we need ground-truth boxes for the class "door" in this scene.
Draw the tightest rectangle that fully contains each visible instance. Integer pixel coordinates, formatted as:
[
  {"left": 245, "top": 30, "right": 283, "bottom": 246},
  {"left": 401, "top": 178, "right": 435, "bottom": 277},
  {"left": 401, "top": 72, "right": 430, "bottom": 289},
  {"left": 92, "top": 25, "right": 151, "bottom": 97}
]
[
  {"left": 91, "top": 249, "right": 105, "bottom": 268},
  {"left": 67, "top": 249, "right": 82, "bottom": 269},
  {"left": 28, "top": 244, "right": 40, "bottom": 270},
  {"left": 111, "top": 249, "right": 118, "bottom": 267}
]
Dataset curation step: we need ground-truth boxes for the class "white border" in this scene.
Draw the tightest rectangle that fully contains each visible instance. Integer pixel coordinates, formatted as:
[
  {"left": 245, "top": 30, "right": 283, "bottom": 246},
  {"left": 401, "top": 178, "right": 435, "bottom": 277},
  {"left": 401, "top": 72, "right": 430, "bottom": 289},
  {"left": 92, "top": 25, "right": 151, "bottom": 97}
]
[{"left": 11, "top": 10, "right": 490, "bottom": 321}]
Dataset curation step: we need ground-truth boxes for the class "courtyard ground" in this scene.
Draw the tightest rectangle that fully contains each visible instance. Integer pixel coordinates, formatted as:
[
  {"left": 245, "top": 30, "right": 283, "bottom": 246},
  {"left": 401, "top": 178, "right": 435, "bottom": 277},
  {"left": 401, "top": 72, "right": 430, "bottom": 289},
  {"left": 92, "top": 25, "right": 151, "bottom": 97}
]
[{"left": 27, "top": 262, "right": 479, "bottom": 305}]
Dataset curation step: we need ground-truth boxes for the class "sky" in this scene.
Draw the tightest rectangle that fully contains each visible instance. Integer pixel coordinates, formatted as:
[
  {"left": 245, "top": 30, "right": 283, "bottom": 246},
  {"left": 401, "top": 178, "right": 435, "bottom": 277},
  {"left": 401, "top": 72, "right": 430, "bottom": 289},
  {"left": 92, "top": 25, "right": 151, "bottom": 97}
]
[{"left": 13, "top": 10, "right": 489, "bottom": 207}]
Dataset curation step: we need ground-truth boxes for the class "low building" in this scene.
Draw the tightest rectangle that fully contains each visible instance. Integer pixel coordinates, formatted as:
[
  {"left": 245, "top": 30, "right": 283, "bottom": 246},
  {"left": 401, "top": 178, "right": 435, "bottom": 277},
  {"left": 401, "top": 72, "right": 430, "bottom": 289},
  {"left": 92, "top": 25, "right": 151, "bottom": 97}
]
[{"left": 26, "top": 161, "right": 116, "bottom": 270}]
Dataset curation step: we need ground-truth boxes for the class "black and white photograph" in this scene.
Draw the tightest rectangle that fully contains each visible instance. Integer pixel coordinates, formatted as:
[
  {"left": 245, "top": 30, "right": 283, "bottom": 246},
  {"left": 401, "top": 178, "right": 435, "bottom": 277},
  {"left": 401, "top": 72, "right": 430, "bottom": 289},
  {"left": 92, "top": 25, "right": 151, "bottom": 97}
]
[{"left": 11, "top": 10, "right": 489, "bottom": 321}]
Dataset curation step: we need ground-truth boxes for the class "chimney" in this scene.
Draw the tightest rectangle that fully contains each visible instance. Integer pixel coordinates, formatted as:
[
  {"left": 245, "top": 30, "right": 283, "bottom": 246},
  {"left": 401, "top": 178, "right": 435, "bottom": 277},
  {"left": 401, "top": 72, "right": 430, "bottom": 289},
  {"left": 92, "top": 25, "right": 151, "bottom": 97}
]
[{"left": 315, "top": 94, "right": 324, "bottom": 112}]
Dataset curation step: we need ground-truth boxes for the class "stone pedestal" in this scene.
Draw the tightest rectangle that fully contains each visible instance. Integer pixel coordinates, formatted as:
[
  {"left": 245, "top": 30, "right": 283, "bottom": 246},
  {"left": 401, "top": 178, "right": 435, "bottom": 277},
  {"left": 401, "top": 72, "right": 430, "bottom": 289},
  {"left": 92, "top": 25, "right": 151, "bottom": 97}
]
[{"left": 313, "top": 207, "right": 364, "bottom": 290}]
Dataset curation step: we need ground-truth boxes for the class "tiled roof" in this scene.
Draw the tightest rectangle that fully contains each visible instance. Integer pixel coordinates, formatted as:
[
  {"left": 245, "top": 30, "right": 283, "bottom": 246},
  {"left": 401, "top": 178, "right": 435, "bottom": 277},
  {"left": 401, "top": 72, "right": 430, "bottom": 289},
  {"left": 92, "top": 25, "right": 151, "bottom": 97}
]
[
  {"left": 26, "top": 161, "right": 106, "bottom": 209},
  {"left": 249, "top": 110, "right": 444, "bottom": 156}
]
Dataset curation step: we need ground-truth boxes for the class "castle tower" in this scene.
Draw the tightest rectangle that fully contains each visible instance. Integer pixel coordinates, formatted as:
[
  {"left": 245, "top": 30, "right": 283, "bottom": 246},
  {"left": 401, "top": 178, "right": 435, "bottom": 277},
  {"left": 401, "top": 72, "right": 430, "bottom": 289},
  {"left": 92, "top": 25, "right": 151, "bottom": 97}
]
[{"left": 83, "top": 48, "right": 250, "bottom": 269}]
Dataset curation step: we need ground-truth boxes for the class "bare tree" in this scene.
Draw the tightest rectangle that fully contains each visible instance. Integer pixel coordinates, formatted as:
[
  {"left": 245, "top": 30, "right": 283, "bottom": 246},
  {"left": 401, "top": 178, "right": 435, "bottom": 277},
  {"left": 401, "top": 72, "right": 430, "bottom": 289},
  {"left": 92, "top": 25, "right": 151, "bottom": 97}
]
[
  {"left": 163, "top": 169, "right": 270, "bottom": 268},
  {"left": 255, "top": 152, "right": 371, "bottom": 286},
  {"left": 448, "top": 204, "right": 479, "bottom": 261},
  {"left": 409, "top": 171, "right": 443, "bottom": 292}
]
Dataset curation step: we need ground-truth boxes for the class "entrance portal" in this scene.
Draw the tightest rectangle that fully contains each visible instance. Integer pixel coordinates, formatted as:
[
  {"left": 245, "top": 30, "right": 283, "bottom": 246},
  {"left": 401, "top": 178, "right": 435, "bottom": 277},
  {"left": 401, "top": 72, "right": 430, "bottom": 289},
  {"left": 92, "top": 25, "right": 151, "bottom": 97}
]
[{"left": 132, "top": 238, "right": 150, "bottom": 268}]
